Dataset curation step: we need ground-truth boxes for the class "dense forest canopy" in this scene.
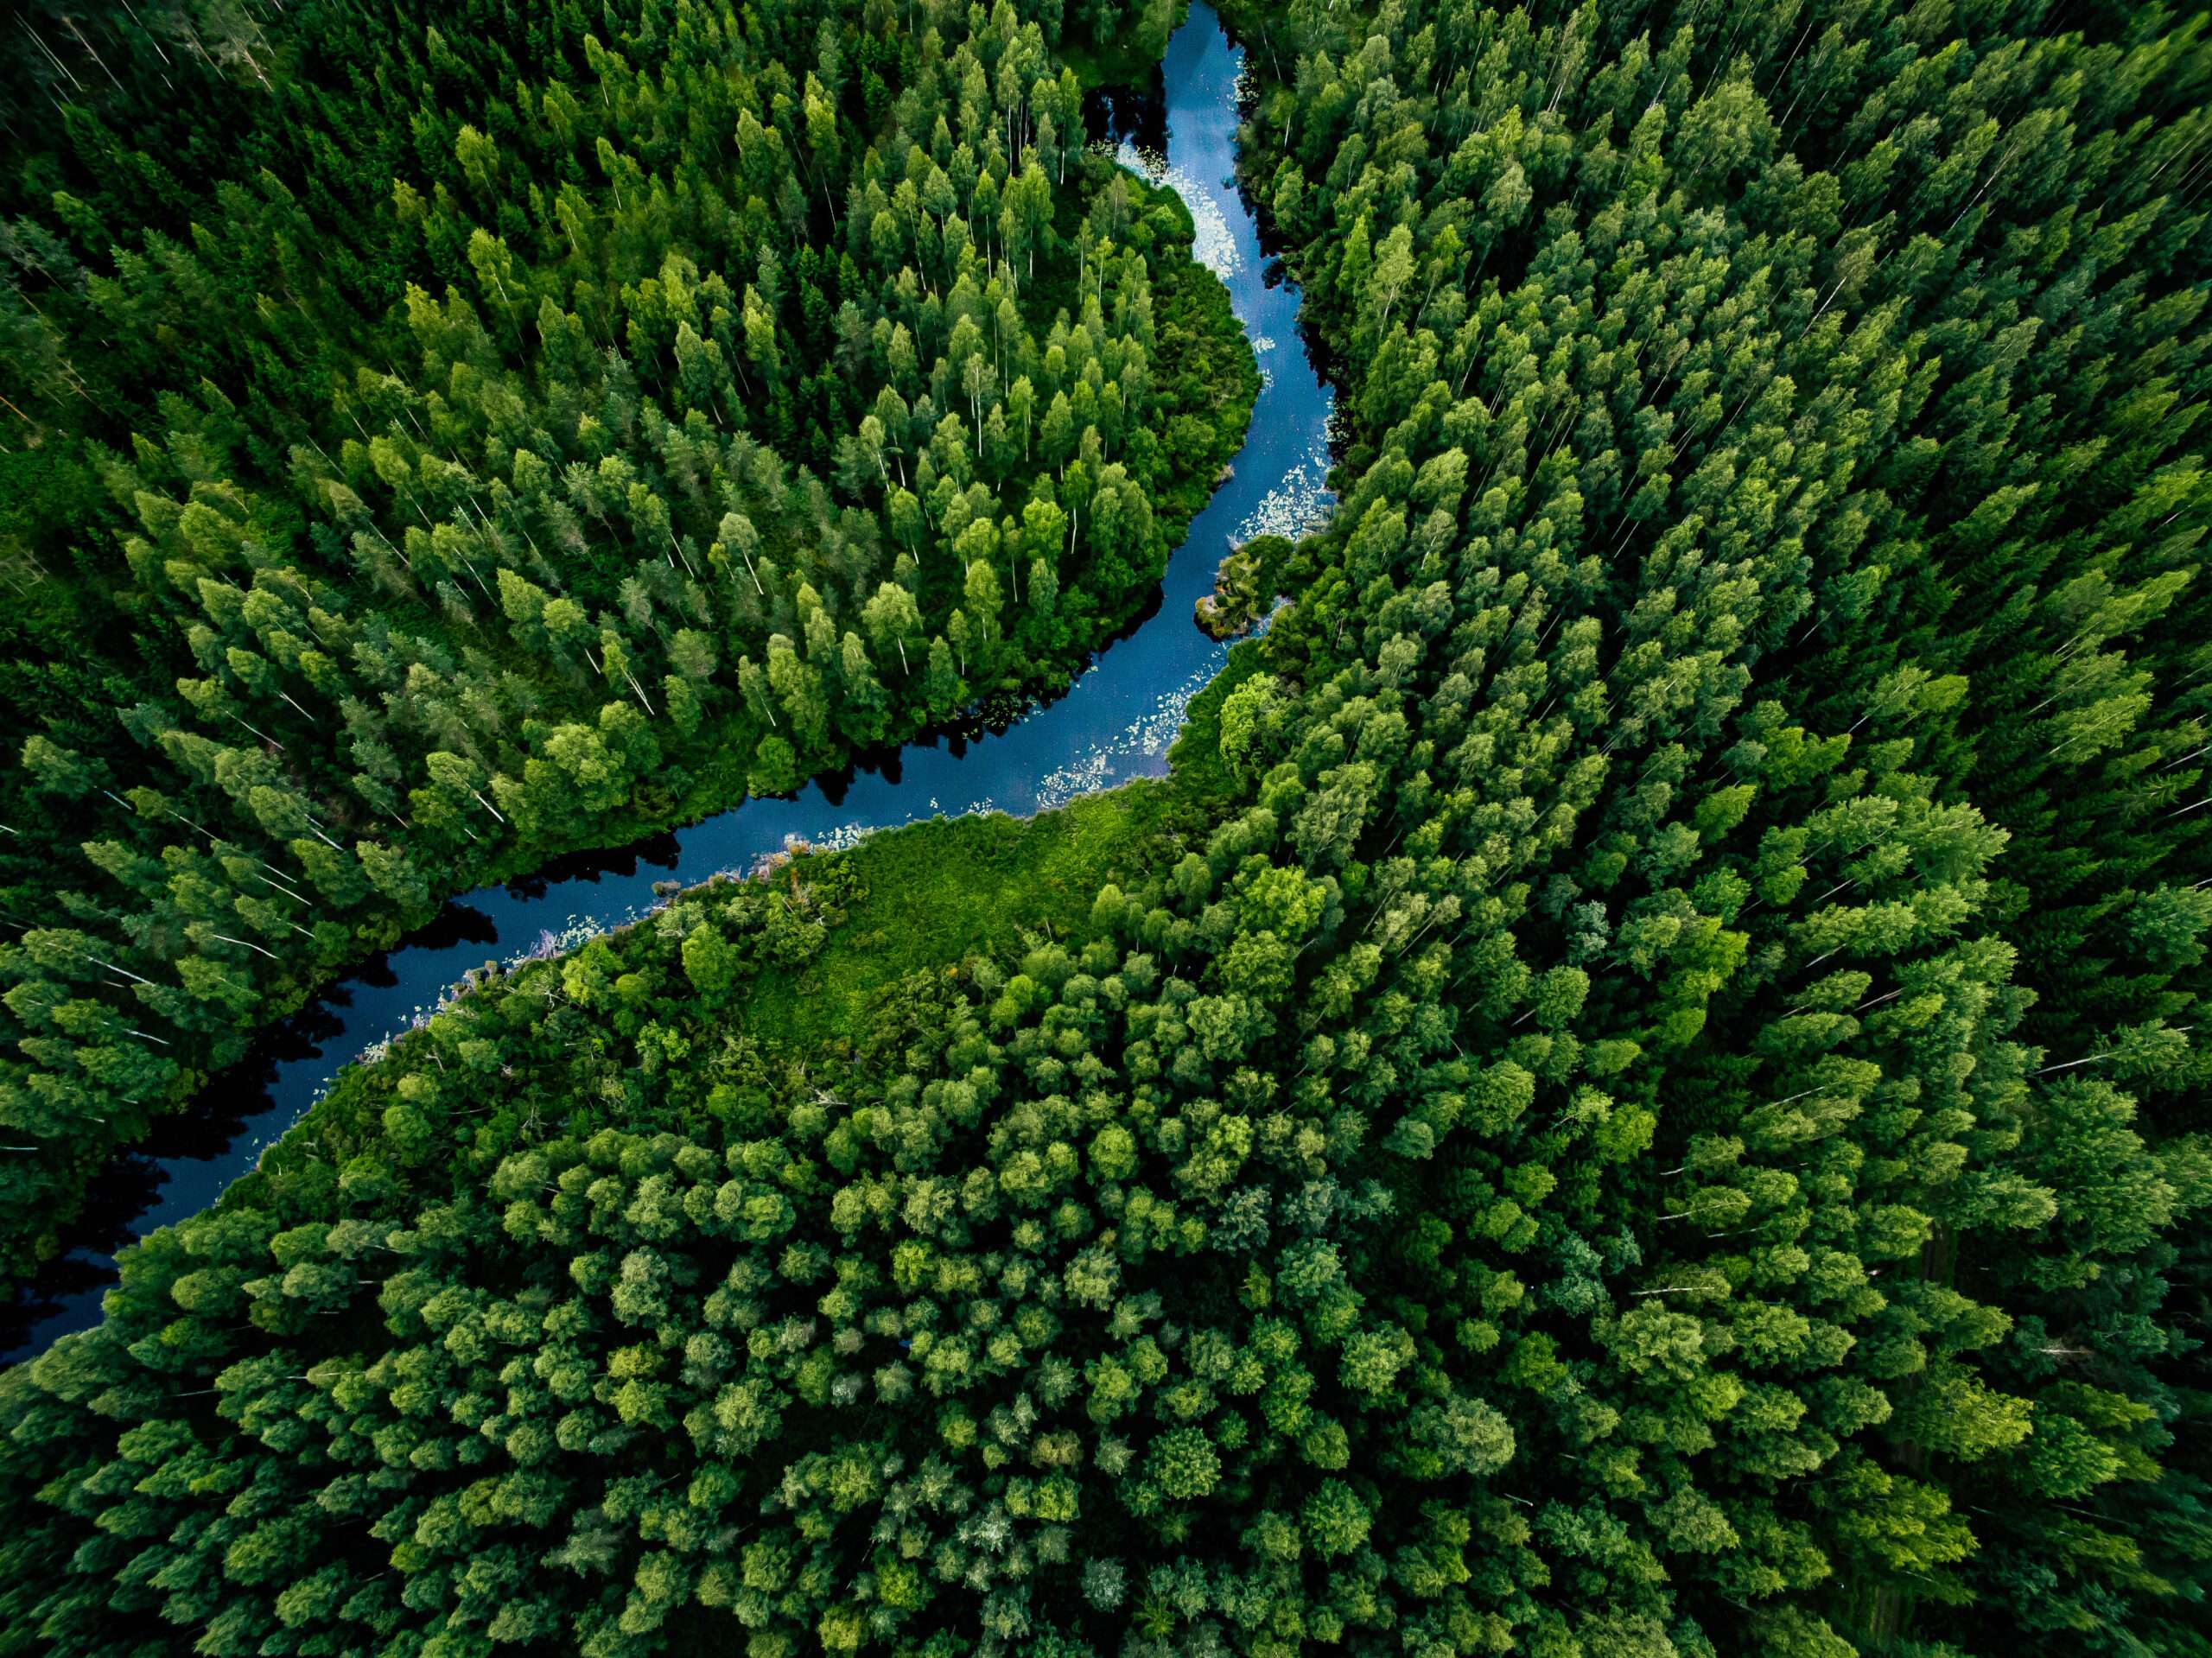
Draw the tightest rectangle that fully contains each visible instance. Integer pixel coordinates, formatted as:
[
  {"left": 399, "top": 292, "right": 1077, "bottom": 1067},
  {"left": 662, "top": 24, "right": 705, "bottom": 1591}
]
[
  {"left": 3, "top": 0, "right": 2212, "bottom": 1656},
  {"left": 0, "top": 0, "right": 1254, "bottom": 1273}
]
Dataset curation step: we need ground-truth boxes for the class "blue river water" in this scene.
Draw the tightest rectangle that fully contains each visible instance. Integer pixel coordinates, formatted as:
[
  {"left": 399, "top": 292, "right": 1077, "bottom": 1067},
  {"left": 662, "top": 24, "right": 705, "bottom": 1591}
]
[{"left": 3, "top": 3, "right": 1332, "bottom": 1362}]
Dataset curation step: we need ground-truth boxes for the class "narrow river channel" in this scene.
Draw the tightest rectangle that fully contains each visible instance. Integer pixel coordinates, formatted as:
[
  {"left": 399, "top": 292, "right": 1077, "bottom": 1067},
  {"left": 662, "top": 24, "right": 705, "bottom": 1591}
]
[{"left": 3, "top": 3, "right": 1332, "bottom": 1363}]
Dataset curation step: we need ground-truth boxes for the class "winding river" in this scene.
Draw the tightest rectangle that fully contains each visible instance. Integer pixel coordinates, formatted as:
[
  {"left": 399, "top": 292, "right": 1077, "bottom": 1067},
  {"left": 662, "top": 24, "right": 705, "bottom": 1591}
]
[{"left": 3, "top": 3, "right": 1332, "bottom": 1363}]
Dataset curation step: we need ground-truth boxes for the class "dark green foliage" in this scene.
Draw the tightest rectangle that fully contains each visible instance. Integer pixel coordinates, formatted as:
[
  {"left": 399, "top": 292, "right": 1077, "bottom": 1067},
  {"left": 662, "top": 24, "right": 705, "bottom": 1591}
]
[{"left": 4, "top": 1, "right": 2212, "bottom": 1656}]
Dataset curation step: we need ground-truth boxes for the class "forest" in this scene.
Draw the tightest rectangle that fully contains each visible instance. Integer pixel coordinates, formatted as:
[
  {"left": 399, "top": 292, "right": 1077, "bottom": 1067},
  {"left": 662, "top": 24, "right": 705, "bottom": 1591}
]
[
  {"left": 0, "top": 0, "right": 1254, "bottom": 1273},
  {"left": 2, "top": 0, "right": 2210, "bottom": 1656}
]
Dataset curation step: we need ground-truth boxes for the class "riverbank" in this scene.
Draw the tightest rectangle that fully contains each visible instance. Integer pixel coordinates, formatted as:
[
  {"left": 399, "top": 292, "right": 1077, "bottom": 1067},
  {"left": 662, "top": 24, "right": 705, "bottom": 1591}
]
[
  {"left": 221, "top": 634, "right": 1263, "bottom": 1223},
  {"left": 720, "top": 639, "right": 1261, "bottom": 1052}
]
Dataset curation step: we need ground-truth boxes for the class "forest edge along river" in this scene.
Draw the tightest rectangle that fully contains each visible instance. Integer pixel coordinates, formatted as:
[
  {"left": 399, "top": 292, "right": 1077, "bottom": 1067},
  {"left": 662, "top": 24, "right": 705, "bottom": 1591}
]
[{"left": 2, "top": 4, "right": 1335, "bottom": 1363}]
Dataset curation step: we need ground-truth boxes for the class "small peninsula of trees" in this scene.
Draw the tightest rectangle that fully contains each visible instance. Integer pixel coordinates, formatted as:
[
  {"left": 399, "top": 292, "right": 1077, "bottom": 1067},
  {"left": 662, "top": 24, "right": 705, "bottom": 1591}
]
[{"left": 3, "top": 1, "right": 2211, "bottom": 1657}]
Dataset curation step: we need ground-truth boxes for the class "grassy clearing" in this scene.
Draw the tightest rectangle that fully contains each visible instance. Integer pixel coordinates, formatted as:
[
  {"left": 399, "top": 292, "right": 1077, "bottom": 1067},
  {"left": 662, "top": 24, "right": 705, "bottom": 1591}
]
[{"left": 734, "top": 639, "right": 1263, "bottom": 1052}]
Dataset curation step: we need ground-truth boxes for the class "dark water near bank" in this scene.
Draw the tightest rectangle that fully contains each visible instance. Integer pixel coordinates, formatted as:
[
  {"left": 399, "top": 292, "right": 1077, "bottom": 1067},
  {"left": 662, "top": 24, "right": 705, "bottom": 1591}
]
[{"left": 3, "top": 3, "right": 1332, "bottom": 1363}]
